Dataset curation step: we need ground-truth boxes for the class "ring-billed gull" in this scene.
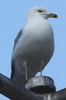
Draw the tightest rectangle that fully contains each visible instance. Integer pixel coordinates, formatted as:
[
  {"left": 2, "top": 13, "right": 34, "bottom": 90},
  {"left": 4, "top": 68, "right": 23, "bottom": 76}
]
[{"left": 11, "top": 6, "right": 58, "bottom": 85}]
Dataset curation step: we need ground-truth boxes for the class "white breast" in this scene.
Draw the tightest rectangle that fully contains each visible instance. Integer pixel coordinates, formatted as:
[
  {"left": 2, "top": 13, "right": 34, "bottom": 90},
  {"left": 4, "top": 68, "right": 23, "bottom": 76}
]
[{"left": 12, "top": 17, "right": 54, "bottom": 77}]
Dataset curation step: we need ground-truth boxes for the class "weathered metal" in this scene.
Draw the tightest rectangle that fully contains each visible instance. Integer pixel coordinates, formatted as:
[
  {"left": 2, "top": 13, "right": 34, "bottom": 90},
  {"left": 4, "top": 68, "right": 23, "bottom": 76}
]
[
  {"left": 40, "top": 88, "right": 66, "bottom": 100},
  {"left": 0, "top": 73, "right": 66, "bottom": 100},
  {"left": 25, "top": 76, "right": 56, "bottom": 94},
  {"left": 0, "top": 73, "right": 41, "bottom": 100},
  {"left": 25, "top": 76, "right": 66, "bottom": 100}
]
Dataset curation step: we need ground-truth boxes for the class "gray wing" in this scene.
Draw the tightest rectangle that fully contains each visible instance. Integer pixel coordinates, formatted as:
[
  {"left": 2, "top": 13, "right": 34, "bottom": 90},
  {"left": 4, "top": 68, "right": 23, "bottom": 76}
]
[
  {"left": 11, "top": 29, "right": 23, "bottom": 79},
  {"left": 13, "top": 29, "right": 22, "bottom": 50}
]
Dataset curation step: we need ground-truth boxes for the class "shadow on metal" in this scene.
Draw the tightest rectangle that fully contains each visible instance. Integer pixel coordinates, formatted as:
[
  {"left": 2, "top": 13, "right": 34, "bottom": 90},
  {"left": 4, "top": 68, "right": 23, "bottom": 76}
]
[
  {"left": 25, "top": 76, "right": 56, "bottom": 94},
  {"left": 0, "top": 73, "right": 41, "bottom": 100},
  {"left": 0, "top": 73, "right": 66, "bottom": 100}
]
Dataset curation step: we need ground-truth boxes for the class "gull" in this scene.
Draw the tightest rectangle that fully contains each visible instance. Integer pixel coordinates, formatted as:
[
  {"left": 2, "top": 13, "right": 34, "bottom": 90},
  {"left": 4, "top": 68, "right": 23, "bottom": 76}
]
[{"left": 11, "top": 6, "right": 58, "bottom": 85}]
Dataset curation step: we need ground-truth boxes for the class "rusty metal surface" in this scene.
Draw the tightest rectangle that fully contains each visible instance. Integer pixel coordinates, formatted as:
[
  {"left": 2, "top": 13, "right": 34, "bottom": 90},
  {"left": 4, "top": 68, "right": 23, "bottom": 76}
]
[
  {"left": 25, "top": 76, "right": 56, "bottom": 94},
  {"left": 0, "top": 73, "right": 41, "bottom": 100}
]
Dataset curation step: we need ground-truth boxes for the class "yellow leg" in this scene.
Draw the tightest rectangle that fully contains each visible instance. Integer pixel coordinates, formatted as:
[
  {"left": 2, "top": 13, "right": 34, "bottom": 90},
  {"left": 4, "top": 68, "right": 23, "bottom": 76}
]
[
  {"left": 25, "top": 65, "right": 28, "bottom": 80},
  {"left": 40, "top": 64, "right": 42, "bottom": 76},
  {"left": 23, "top": 62, "right": 28, "bottom": 80},
  {"left": 40, "top": 61, "right": 43, "bottom": 76}
]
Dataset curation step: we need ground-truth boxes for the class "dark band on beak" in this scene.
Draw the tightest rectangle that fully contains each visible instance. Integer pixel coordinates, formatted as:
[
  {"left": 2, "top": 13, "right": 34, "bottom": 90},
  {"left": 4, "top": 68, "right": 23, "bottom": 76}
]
[{"left": 47, "top": 13, "right": 58, "bottom": 18}]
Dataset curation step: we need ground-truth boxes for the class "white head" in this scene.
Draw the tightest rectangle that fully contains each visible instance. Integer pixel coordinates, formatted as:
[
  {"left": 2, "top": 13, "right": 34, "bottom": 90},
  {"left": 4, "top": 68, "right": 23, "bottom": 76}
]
[{"left": 27, "top": 6, "right": 58, "bottom": 20}]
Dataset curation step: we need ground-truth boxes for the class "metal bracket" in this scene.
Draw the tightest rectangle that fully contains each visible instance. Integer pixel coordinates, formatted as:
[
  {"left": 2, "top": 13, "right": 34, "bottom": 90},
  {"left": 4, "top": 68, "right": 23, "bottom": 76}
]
[{"left": 0, "top": 73, "right": 66, "bottom": 100}]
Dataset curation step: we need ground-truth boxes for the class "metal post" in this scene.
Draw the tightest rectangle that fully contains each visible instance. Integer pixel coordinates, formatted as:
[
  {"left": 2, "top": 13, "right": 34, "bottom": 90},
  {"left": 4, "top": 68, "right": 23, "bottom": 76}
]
[
  {"left": 0, "top": 73, "right": 41, "bottom": 100},
  {"left": 0, "top": 73, "right": 66, "bottom": 100},
  {"left": 25, "top": 76, "right": 66, "bottom": 100},
  {"left": 40, "top": 88, "right": 66, "bottom": 100},
  {"left": 50, "top": 88, "right": 66, "bottom": 100}
]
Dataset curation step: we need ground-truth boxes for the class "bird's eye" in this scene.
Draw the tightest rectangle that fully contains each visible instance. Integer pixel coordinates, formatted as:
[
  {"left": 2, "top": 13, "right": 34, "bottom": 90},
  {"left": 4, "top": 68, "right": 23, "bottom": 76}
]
[{"left": 38, "top": 10, "right": 42, "bottom": 13}]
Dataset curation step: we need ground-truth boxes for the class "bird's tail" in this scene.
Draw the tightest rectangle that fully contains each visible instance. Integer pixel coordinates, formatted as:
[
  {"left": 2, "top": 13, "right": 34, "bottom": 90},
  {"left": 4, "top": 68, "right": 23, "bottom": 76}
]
[{"left": 11, "top": 60, "right": 25, "bottom": 86}]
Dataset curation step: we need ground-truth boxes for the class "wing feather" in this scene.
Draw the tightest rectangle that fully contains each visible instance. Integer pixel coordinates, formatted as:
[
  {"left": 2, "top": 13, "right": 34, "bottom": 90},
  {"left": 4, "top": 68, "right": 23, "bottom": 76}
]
[
  {"left": 11, "top": 29, "right": 23, "bottom": 79},
  {"left": 13, "top": 29, "right": 22, "bottom": 50}
]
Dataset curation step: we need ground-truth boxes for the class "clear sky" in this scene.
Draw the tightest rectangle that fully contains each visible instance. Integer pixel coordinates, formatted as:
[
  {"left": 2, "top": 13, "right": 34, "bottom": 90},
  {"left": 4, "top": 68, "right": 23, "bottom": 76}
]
[{"left": 0, "top": 0, "right": 66, "bottom": 100}]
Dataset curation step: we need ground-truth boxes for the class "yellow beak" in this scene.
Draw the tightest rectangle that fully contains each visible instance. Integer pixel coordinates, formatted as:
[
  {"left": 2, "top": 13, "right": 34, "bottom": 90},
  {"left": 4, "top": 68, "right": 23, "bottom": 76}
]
[{"left": 47, "top": 13, "right": 58, "bottom": 18}]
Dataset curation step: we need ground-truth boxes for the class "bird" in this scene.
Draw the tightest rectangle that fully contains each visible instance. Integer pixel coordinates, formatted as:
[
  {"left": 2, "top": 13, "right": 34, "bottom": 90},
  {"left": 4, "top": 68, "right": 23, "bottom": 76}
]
[{"left": 11, "top": 6, "right": 58, "bottom": 85}]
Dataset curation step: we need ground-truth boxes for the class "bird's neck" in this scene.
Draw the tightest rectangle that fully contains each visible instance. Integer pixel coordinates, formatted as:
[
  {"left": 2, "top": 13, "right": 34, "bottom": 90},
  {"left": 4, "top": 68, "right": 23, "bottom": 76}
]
[{"left": 27, "top": 16, "right": 46, "bottom": 24}]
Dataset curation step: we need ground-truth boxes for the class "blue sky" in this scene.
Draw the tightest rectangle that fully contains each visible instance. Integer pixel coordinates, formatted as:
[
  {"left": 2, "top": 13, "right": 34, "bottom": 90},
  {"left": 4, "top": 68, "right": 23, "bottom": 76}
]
[{"left": 0, "top": 0, "right": 66, "bottom": 100}]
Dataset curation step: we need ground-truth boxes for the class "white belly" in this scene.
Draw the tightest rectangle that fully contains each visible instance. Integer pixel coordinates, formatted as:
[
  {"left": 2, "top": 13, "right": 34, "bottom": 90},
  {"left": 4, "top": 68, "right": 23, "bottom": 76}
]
[{"left": 12, "top": 18, "right": 54, "bottom": 78}]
